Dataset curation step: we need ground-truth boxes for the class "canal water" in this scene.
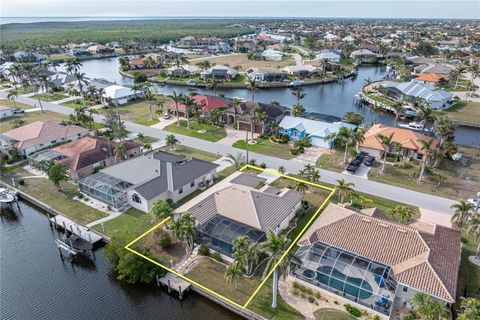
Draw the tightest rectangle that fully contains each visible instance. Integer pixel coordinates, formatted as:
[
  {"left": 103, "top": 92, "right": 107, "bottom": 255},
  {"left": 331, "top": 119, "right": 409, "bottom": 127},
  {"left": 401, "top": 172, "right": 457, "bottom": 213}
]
[
  {"left": 0, "top": 201, "right": 240, "bottom": 320},
  {"left": 58, "top": 58, "right": 479, "bottom": 147}
]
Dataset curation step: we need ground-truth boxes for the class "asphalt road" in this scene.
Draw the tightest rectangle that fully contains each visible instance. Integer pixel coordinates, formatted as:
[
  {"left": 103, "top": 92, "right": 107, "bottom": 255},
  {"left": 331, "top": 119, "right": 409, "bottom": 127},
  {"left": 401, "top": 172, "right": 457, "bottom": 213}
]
[{"left": 1, "top": 91, "right": 457, "bottom": 214}]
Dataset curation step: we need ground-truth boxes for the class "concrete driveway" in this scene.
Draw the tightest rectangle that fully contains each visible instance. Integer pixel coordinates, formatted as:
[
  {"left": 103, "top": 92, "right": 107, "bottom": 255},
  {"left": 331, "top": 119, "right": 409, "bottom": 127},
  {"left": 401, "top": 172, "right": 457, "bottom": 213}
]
[
  {"left": 149, "top": 116, "right": 178, "bottom": 130},
  {"left": 294, "top": 147, "right": 327, "bottom": 164},
  {"left": 217, "top": 127, "right": 258, "bottom": 146},
  {"left": 342, "top": 164, "right": 372, "bottom": 180}
]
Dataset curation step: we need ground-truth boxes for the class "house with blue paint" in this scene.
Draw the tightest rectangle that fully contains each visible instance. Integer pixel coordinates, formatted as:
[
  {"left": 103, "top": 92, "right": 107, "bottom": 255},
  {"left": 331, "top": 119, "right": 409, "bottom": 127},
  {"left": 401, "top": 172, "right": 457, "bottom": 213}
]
[{"left": 278, "top": 116, "right": 356, "bottom": 148}]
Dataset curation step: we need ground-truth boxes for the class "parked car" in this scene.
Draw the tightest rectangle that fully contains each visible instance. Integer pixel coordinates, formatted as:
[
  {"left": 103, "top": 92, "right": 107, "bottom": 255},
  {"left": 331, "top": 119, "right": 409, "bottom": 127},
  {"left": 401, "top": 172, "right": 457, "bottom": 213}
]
[
  {"left": 163, "top": 112, "right": 171, "bottom": 119},
  {"left": 186, "top": 80, "right": 197, "bottom": 86},
  {"left": 346, "top": 154, "right": 365, "bottom": 173},
  {"left": 346, "top": 163, "right": 359, "bottom": 173},
  {"left": 364, "top": 156, "right": 375, "bottom": 166}
]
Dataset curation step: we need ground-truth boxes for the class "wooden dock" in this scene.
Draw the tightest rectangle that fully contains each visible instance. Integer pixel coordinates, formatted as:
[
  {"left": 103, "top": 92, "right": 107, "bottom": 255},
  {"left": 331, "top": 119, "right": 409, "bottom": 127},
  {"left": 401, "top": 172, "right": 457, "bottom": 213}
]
[
  {"left": 50, "top": 215, "right": 102, "bottom": 244},
  {"left": 156, "top": 273, "right": 191, "bottom": 299}
]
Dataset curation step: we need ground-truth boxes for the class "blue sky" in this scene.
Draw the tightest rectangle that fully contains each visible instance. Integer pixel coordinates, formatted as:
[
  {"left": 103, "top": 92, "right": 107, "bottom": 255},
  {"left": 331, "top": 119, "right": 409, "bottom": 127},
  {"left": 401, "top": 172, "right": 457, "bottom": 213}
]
[{"left": 1, "top": 0, "right": 478, "bottom": 19}]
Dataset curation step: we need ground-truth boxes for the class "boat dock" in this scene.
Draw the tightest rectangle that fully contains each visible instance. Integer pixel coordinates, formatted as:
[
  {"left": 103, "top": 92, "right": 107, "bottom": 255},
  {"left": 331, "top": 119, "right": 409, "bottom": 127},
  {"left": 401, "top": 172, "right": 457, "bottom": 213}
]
[
  {"left": 50, "top": 215, "right": 102, "bottom": 244},
  {"left": 156, "top": 273, "right": 191, "bottom": 299}
]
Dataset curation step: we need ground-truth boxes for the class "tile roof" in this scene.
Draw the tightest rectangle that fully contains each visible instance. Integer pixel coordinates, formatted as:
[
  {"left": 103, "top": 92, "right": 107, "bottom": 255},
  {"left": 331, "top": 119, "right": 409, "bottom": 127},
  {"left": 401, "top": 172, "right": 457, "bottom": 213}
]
[
  {"left": 230, "top": 173, "right": 266, "bottom": 188},
  {"left": 299, "top": 203, "right": 461, "bottom": 302},
  {"left": 167, "top": 95, "right": 229, "bottom": 113},
  {"left": 382, "top": 81, "right": 453, "bottom": 102},
  {"left": 415, "top": 73, "right": 448, "bottom": 83},
  {"left": 2, "top": 120, "right": 88, "bottom": 149},
  {"left": 359, "top": 124, "right": 437, "bottom": 154}
]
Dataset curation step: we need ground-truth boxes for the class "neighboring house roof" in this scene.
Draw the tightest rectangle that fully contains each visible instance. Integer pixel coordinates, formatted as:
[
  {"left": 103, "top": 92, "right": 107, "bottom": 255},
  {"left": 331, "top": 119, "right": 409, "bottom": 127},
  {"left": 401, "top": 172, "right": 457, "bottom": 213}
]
[
  {"left": 100, "top": 151, "right": 218, "bottom": 201},
  {"left": 407, "top": 56, "right": 435, "bottom": 65},
  {"left": 167, "top": 95, "right": 229, "bottom": 113},
  {"left": 188, "top": 183, "right": 302, "bottom": 231},
  {"left": 52, "top": 136, "right": 140, "bottom": 171},
  {"left": 245, "top": 67, "right": 283, "bottom": 76},
  {"left": 230, "top": 173, "right": 266, "bottom": 188},
  {"left": 351, "top": 49, "right": 376, "bottom": 56},
  {"left": 1, "top": 120, "right": 88, "bottom": 149},
  {"left": 382, "top": 81, "right": 453, "bottom": 103},
  {"left": 283, "top": 64, "right": 319, "bottom": 73},
  {"left": 166, "top": 64, "right": 200, "bottom": 73},
  {"left": 201, "top": 65, "right": 238, "bottom": 76},
  {"left": 316, "top": 51, "right": 341, "bottom": 60},
  {"left": 415, "top": 73, "right": 448, "bottom": 83},
  {"left": 359, "top": 124, "right": 437, "bottom": 154},
  {"left": 298, "top": 203, "right": 461, "bottom": 302},
  {"left": 103, "top": 85, "right": 135, "bottom": 99},
  {"left": 261, "top": 49, "right": 284, "bottom": 58},
  {"left": 279, "top": 116, "right": 356, "bottom": 138},
  {"left": 414, "top": 63, "right": 454, "bottom": 75},
  {"left": 49, "top": 72, "right": 77, "bottom": 86},
  {"left": 129, "top": 58, "right": 145, "bottom": 65}
]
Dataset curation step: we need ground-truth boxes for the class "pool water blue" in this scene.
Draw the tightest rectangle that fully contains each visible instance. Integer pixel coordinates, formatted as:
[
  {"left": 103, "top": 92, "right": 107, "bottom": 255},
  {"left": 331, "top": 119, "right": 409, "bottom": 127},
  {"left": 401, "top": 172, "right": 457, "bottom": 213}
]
[{"left": 316, "top": 266, "right": 373, "bottom": 299}]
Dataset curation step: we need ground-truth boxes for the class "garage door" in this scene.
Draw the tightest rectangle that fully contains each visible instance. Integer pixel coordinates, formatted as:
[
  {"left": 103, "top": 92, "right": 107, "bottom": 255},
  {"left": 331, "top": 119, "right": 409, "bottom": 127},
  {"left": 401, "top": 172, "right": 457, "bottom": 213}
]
[
  {"left": 118, "top": 98, "right": 128, "bottom": 105},
  {"left": 310, "top": 137, "right": 329, "bottom": 148}
]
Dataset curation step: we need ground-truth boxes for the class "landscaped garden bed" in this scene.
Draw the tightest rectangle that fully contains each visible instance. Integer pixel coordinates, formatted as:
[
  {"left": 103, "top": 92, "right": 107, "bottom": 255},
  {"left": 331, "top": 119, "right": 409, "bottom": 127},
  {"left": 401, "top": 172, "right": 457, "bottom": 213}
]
[{"left": 164, "top": 120, "right": 227, "bottom": 142}]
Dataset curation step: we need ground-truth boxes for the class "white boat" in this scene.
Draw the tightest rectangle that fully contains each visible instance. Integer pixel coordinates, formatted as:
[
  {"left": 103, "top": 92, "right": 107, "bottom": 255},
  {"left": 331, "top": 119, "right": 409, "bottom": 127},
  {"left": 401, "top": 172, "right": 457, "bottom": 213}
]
[
  {"left": 398, "top": 121, "right": 429, "bottom": 133},
  {"left": 386, "top": 64, "right": 393, "bottom": 72},
  {"left": 289, "top": 80, "right": 304, "bottom": 87},
  {"left": 0, "top": 188, "right": 15, "bottom": 204}
]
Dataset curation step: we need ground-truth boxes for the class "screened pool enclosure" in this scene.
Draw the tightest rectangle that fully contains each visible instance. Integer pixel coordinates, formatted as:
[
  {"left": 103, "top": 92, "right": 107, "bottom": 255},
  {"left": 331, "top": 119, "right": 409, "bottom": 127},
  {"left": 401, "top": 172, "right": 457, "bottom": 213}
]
[
  {"left": 291, "top": 242, "right": 398, "bottom": 316},
  {"left": 196, "top": 215, "right": 266, "bottom": 257},
  {"left": 78, "top": 172, "right": 131, "bottom": 210}
]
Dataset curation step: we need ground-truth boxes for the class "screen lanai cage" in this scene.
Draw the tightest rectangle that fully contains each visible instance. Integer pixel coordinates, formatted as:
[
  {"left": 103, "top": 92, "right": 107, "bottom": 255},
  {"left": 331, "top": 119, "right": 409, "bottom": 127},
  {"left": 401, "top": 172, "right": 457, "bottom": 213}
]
[
  {"left": 78, "top": 172, "right": 132, "bottom": 210},
  {"left": 196, "top": 215, "right": 266, "bottom": 257},
  {"left": 291, "top": 242, "right": 398, "bottom": 316}
]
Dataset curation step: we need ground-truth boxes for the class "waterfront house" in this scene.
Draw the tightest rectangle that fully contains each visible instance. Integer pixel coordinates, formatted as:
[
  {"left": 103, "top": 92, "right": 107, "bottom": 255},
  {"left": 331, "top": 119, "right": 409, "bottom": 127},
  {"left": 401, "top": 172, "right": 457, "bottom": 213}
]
[
  {"left": 166, "top": 95, "right": 229, "bottom": 118},
  {"left": 0, "top": 120, "right": 88, "bottom": 156},
  {"left": 200, "top": 65, "right": 238, "bottom": 81},
  {"left": 102, "top": 85, "right": 142, "bottom": 105},
  {"left": 49, "top": 72, "right": 77, "bottom": 88},
  {"left": 87, "top": 44, "right": 115, "bottom": 55},
  {"left": 223, "top": 100, "right": 285, "bottom": 133},
  {"left": 278, "top": 116, "right": 356, "bottom": 148},
  {"left": 164, "top": 64, "right": 201, "bottom": 78},
  {"left": 292, "top": 203, "right": 460, "bottom": 318},
  {"left": 315, "top": 51, "right": 341, "bottom": 63},
  {"left": 245, "top": 67, "right": 286, "bottom": 82},
  {"left": 380, "top": 81, "right": 454, "bottom": 109},
  {"left": 358, "top": 43, "right": 381, "bottom": 54},
  {"left": 406, "top": 56, "right": 435, "bottom": 66},
  {"left": 78, "top": 151, "right": 218, "bottom": 212},
  {"left": 282, "top": 64, "right": 321, "bottom": 78},
  {"left": 128, "top": 58, "right": 146, "bottom": 69},
  {"left": 188, "top": 173, "right": 302, "bottom": 257},
  {"left": 413, "top": 63, "right": 454, "bottom": 77},
  {"left": 13, "top": 51, "right": 45, "bottom": 63},
  {"left": 28, "top": 136, "right": 142, "bottom": 181},
  {"left": 351, "top": 49, "right": 377, "bottom": 63},
  {"left": 261, "top": 49, "right": 284, "bottom": 61},
  {"left": 358, "top": 124, "right": 437, "bottom": 160},
  {"left": 413, "top": 73, "right": 448, "bottom": 85}
]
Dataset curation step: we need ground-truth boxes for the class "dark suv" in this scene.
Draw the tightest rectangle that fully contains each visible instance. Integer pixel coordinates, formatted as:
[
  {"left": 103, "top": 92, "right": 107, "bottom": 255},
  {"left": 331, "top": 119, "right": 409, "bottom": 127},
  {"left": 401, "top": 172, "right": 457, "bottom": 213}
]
[
  {"left": 346, "top": 154, "right": 365, "bottom": 173},
  {"left": 364, "top": 156, "right": 375, "bottom": 166}
]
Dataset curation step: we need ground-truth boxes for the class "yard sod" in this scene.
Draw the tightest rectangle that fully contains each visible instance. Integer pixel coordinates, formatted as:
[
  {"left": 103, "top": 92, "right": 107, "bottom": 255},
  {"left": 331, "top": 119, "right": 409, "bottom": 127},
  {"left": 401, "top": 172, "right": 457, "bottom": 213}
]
[
  {"left": 0, "top": 169, "right": 106, "bottom": 224},
  {"left": 368, "top": 146, "right": 480, "bottom": 199},
  {"left": 61, "top": 98, "right": 98, "bottom": 108},
  {"left": 134, "top": 135, "right": 158, "bottom": 144},
  {"left": 457, "top": 230, "right": 480, "bottom": 301},
  {"left": 92, "top": 208, "right": 153, "bottom": 240},
  {"left": 232, "top": 138, "right": 295, "bottom": 160},
  {"left": 432, "top": 101, "right": 480, "bottom": 124},
  {"left": 99, "top": 98, "right": 167, "bottom": 126},
  {"left": 190, "top": 53, "right": 295, "bottom": 70},
  {"left": 35, "top": 92, "right": 69, "bottom": 102},
  {"left": 164, "top": 120, "right": 227, "bottom": 142},
  {"left": 367, "top": 93, "right": 396, "bottom": 106},
  {"left": 160, "top": 145, "right": 220, "bottom": 162},
  {"left": 0, "top": 110, "right": 68, "bottom": 133},
  {"left": 316, "top": 151, "right": 346, "bottom": 173},
  {"left": 314, "top": 309, "right": 355, "bottom": 320},
  {"left": 0, "top": 98, "right": 35, "bottom": 109},
  {"left": 137, "top": 228, "right": 187, "bottom": 265}
]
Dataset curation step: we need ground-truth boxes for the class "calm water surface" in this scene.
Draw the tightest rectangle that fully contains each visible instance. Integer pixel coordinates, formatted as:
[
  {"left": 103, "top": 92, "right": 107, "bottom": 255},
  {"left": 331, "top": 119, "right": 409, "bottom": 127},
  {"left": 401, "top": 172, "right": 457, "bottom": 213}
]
[
  {"left": 59, "top": 59, "right": 479, "bottom": 147},
  {"left": 0, "top": 201, "right": 241, "bottom": 320}
]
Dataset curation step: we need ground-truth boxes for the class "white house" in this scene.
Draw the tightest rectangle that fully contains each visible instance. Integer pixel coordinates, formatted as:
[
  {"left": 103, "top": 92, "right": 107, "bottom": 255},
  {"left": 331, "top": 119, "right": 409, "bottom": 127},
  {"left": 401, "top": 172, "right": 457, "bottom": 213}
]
[
  {"left": 102, "top": 85, "right": 142, "bottom": 105},
  {"left": 279, "top": 116, "right": 356, "bottom": 148},
  {"left": 261, "top": 49, "right": 284, "bottom": 61},
  {"left": 245, "top": 67, "right": 285, "bottom": 82},
  {"left": 381, "top": 81, "right": 454, "bottom": 110},
  {"left": 351, "top": 49, "right": 377, "bottom": 63},
  {"left": 315, "top": 51, "right": 341, "bottom": 63}
]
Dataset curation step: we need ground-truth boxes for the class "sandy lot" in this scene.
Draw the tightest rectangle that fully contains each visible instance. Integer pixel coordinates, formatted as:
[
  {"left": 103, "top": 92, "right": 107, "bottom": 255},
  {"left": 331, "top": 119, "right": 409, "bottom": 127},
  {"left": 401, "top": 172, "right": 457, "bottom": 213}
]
[{"left": 190, "top": 53, "right": 295, "bottom": 70}]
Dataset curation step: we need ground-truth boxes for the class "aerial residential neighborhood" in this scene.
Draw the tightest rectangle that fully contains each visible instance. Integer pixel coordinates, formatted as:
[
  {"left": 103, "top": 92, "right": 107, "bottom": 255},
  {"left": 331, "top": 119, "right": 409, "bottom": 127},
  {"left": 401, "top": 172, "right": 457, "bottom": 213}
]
[{"left": 0, "top": 3, "right": 479, "bottom": 320}]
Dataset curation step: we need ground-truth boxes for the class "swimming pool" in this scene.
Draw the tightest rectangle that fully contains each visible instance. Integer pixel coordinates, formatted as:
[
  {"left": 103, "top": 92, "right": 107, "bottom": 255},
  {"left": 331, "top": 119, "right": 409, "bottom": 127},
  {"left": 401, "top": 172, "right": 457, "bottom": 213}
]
[{"left": 316, "top": 266, "right": 373, "bottom": 299}]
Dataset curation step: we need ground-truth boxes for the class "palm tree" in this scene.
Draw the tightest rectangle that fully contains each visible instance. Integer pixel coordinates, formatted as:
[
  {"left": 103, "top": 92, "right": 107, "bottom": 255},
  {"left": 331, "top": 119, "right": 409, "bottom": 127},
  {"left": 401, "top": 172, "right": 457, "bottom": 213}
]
[
  {"left": 417, "top": 105, "right": 434, "bottom": 130},
  {"left": 376, "top": 133, "right": 395, "bottom": 173},
  {"left": 467, "top": 215, "right": 480, "bottom": 239},
  {"left": 7, "top": 90, "right": 18, "bottom": 108},
  {"left": 225, "top": 262, "right": 242, "bottom": 291},
  {"left": 114, "top": 142, "right": 126, "bottom": 160},
  {"left": 74, "top": 72, "right": 88, "bottom": 105},
  {"left": 411, "top": 292, "right": 450, "bottom": 320},
  {"left": 391, "top": 101, "right": 404, "bottom": 127},
  {"left": 148, "top": 199, "right": 173, "bottom": 223},
  {"left": 356, "top": 195, "right": 373, "bottom": 209},
  {"left": 181, "top": 95, "right": 197, "bottom": 129},
  {"left": 370, "top": 102, "right": 383, "bottom": 124},
  {"left": 209, "top": 108, "right": 223, "bottom": 126},
  {"left": 434, "top": 115, "right": 454, "bottom": 149},
  {"left": 172, "top": 212, "right": 196, "bottom": 255},
  {"left": 167, "top": 90, "right": 183, "bottom": 127},
  {"left": 262, "top": 230, "right": 287, "bottom": 309},
  {"left": 291, "top": 87, "right": 306, "bottom": 105},
  {"left": 418, "top": 139, "right": 434, "bottom": 183},
  {"left": 295, "top": 181, "right": 308, "bottom": 194},
  {"left": 453, "top": 66, "right": 466, "bottom": 88},
  {"left": 386, "top": 206, "right": 413, "bottom": 224},
  {"left": 450, "top": 199, "right": 474, "bottom": 229},
  {"left": 206, "top": 75, "right": 220, "bottom": 95},
  {"left": 247, "top": 78, "right": 257, "bottom": 101},
  {"left": 335, "top": 179, "right": 355, "bottom": 204},
  {"left": 225, "top": 153, "right": 245, "bottom": 170},
  {"left": 144, "top": 89, "right": 155, "bottom": 121},
  {"left": 165, "top": 134, "right": 180, "bottom": 150},
  {"left": 335, "top": 127, "right": 364, "bottom": 164}
]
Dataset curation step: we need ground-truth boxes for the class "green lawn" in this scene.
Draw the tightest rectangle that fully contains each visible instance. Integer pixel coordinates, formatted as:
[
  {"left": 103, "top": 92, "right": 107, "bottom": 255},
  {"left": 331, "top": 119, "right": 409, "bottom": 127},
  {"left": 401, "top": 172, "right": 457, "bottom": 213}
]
[
  {"left": 36, "top": 92, "right": 69, "bottom": 102},
  {"left": 98, "top": 97, "right": 166, "bottom": 126},
  {"left": 458, "top": 230, "right": 480, "bottom": 301},
  {"left": 61, "top": 98, "right": 98, "bottom": 108},
  {"left": 316, "top": 151, "right": 346, "bottom": 173},
  {"left": 93, "top": 208, "right": 153, "bottom": 240},
  {"left": 134, "top": 135, "right": 158, "bottom": 144},
  {"left": 160, "top": 145, "right": 220, "bottom": 162},
  {"left": 164, "top": 120, "right": 227, "bottom": 142},
  {"left": 367, "top": 93, "right": 396, "bottom": 106},
  {"left": 314, "top": 309, "right": 355, "bottom": 320},
  {"left": 1, "top": 170, "right": 106, "bottom": 224},
  {"left": 232, "top": 138, "right": 294, "bottom": 160},
  {"left": 0, "top": 98, "right": 34, "bottom": 109},
  {"left": 0, "top": 110, "right": 68, "bottom": 133},
  {"left": 432, "top": 101, "right": 480, "bottom": 124}
]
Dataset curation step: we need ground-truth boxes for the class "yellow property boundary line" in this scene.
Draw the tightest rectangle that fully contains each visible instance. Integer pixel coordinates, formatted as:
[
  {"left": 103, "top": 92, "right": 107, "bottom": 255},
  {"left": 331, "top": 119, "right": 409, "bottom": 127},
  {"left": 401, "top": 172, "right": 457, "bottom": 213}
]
[{"left": 125, "top": 164, "right": 335, "bottom": 309}]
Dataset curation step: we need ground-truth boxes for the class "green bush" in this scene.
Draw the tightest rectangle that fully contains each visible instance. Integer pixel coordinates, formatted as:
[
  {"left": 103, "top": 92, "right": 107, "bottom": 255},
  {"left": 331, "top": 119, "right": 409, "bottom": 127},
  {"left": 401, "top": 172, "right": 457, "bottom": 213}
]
[
  {"left": 156, "top": 232, "right": 172, "bottom": 249},
  {"left": 211, "top": 252, "right": 222, "bottom": 262},
  {"left": 307, "top": 296, "right": 315, "bottom": 303},
  {"left": 344, "top": 304, "right": 362, "bottom": 317},
  {"left": 18, "top": 179, "right": 25, "bottom": 186},
  {"left": 198, "top": 245, "right": 210, "bottom": 256}
]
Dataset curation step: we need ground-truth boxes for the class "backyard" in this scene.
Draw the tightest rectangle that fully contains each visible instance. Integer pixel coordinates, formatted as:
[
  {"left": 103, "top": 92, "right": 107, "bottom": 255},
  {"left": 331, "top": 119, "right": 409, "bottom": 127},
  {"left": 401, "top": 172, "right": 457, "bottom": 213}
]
[
  {"left": 98, "top": 97, "right": 167, "bottom": 126},
  {"left": 314, "top": 309, "right": 355, "bottom": 320},
  {"left": 138, "top": 227, "right": 187, "bottom": 265},
  {"left": 0, "top": 110, "right": 68, "bottom": 133},
  {"left": 92, "top": 208, "right": 152, "bottom": 240},
  {"left": 457, "top": 230, "right": 480, "bottom": 302},
  {"left": 233, "top": 138, "right": 295, "bottom": 160},
  {"left": 164, "top": 120, "right": 227, "bottom": 142},
  {"left": 432, "top": 101, "right": 480, "bottom": 124},
  {"left": 191, "top": 53, "right": 295, "bottom": 70}
]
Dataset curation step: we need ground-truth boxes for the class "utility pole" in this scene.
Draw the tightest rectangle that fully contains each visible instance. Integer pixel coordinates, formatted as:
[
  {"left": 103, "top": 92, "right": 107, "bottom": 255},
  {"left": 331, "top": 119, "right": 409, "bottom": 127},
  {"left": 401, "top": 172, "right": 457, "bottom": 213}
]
[{"left": 245, "top": 130, "right": 249, "bottom": 164}]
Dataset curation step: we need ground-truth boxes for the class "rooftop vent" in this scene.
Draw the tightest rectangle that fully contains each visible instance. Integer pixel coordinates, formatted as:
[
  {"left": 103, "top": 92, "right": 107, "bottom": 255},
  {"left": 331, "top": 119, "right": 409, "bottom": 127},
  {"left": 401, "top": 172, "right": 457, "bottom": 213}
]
[
  {"left": 362, "top": 218, "right": 372, "bottom": 223},
  {"left": 397, "top": 228, "right": 408, "bottom": 234},
  {"left": 379, "top": 223, "right": 389, "bottom": 228}
]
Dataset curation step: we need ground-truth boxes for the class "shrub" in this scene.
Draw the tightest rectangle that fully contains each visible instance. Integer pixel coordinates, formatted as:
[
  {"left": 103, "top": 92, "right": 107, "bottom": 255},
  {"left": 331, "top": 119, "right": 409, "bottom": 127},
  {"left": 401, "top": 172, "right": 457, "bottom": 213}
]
[
  {"left": 259, "top": 162, "right": 267, "bottom": 169},
  {"left": 18, "top": 179, "right": 25, "bottom": 186},
  {"left": 313, "top": 291, "right": 321, "bottom": 299},
  {"left": 344, "top": 304, "right": 362, "bottom": 317},
  {"left": 211, "top": 252, "right": 222, "bottom": 262},
  {"left": 166, "top": 199, "right": 173, "bottom": 205},
  {"left": 198, "top": 245, "right": 210, "bottom": 256},
  {"left": 78, "top": 193, "right": 84, "bottom": 199},
  {"left": 290, "top": 148, "right": 299, "bottom": 155},
  {"left": 307, "top": 296, "right": 315, "bottom": 303},
  {"left": 156, "top": 232, "right": 172, "bottom": 249},
  {"left": 292, "top": 289, "right": 300, "bottom": 296},
  {"left": 107, "top": 205, "right": 112, "bottom": 211}
]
